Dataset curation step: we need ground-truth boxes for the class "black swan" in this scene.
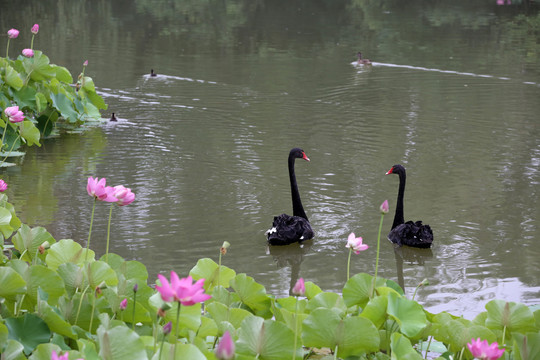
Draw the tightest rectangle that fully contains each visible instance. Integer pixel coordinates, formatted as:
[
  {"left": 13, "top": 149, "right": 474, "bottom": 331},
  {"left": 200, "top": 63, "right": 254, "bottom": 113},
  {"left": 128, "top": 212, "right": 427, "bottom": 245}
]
[
  {"left": 110, "top": 113, "right": 117, "bottom": 122},
  {"left": 356, "top": 52, "right": 372, "bottom": 65},
  {"left": 150, "top": 69, "right": 157, "bottom": 77},
  {"left": 386, "top": 164, "right": 433, "bottom": 248},
  {"left": 266, "top": 148, "right": 314, "bottom": 245}
]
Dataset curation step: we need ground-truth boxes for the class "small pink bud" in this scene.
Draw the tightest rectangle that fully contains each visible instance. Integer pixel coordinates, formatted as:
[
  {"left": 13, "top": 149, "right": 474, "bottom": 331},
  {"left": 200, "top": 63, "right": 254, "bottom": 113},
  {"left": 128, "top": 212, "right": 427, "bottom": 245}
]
[
  {"left": 113, "top": 185, "right": 135, "bottom": 206},
  {"left": 22, "top": 48, "right": 34, "bottom": 58},
  {"left": 83, "top": 60, "right": 88, "bottom": 66},
  {"left": 215, "top": 331, "right": 235, "bottom": 360},
  {"left": 292, "top": 277, "right": 305, "bottom": 297},
  {"left": 4, "top": 106, "right": 24, "bottom": 123},
  {"left": 7, "top": 28, "right": 19, "bottom": 39},
  {"left": 31, "top": 24, "right": 39, "bottom": 34},
  {"left": 119, "top": 298, "right": 128, "bottom": 311},
  {"left": 380, "top": 199, "right": 389, "bottom": 214}
]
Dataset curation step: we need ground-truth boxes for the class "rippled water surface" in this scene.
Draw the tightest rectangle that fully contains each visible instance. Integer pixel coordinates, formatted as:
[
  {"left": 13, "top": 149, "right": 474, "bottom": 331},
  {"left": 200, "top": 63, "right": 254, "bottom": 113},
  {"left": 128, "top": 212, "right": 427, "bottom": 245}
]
[{"left": 1, "top": 0, "right": 539, "bottom": 318}]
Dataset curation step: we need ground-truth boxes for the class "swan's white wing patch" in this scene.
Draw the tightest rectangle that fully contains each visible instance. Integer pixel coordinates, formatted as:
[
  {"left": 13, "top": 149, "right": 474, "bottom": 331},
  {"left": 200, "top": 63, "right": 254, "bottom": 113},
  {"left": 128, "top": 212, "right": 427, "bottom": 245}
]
[{"left": 266, "top": 227, "right": 277, "bottom": 235}]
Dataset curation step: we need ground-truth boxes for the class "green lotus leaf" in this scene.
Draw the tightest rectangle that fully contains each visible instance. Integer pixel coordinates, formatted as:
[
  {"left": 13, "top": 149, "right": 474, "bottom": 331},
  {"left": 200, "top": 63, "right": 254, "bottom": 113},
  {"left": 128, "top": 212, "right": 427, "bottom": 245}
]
[
  {"left": 236, "top": 315, "right": 299, "bottom": 360},
  {"left": 46, "top": 239, "right": 95, "bottom": 270},
  {"left": 230, "top": 273, "right": 272, "bottom": 318},
  {"left": 5, "top": 313, "right": 51, "bottom": 355},
  {"left": 387, "top": 292, "right": 428, "bottom": 338},
  {"left": 302, "top": 307, "right": 379, "bottom": 358},
  {"left": 445, "top": 320, "right": 497, "bottom": 351},
  {"left": 342, "top": 273, "right": 387, "bottom": 308},
  {"left": 360, "top": 293, "right": 388, "bottom": 328},
  {"left": 306, "top": 292, "right": 346, "bottom": 315},
  {"left": 12, "top": 86, "right": 37, "bottom": 109},
  {"left": 0, "top": 322, "right": 8, "bottom": 349},
  {"left": 12, "top": 225, "right": 54, "bottom": 263},
  {"left": 390, "top": 332, "right": 423, "bottom": 360},
  {"left": 22, "top": 51, "right": 56, "bottom": 81},
  {"left": 190, "top": 257, "right": 236, "bottom": 290},
  {"left": 485, "top": 300, "right": 537, "bottom": 335},
  {"left": 35, "top": 92, "right": 47, "bottom": 113},
  {"left": 85, "top": 260, "right": 118, "bottom": 289},
  {"left": 198, "top": 316, "right": 219, "bottom": 338},
  {"left": 96, "top": 314, "right": 146, "bottom": 360},
  {"left": 152, "top": 342, "right": 207, "bottom": 360},
  {"left": 103, "top": 254, "right": 148, "bottom": 281},
  {"left": 37, "top": 299, "right": 77, "bottom": 340},
  {"left": 273, "top": 299, "right": 308, "bottom": 338},
  {"left": 4, "top": 64, "right": 23, "bottom": 90},
  {"left": 19, "top": 120, "right": 41, "bottom": 147},
  {"left": 54, "top": 65, "right": 73, "bottom": 83},
  {"left": 206, "top": 301, "right": 254, "bottom": 331},
  {"left": 304, "top": 281, "right": 322, "bottom": 300},
  {"left": 50, "top": 92, "right": 79, "bottom": 123},
  {"left": 25, "top": 264, "right": 65, "bottom": 306},
  {"left": 56, "top": 263, "right": 84, "bottom": 296},
  {"left": 0, "top": 266, "right": 26, "bottom": 300},
  {"left": 513, "top": 332, "right": 540, "bottom": 360},
  {"left": 0, "top": 207, "right": 12, "bottom": 226},
  {"left": 76, "top": 338, "right": 100, "bottom": 360},
  {"left": 210, "top": 285, "right": 240, "bottom": 306},
  {"left": 1, "top": 339, "right": 26, "bottom": 360}
]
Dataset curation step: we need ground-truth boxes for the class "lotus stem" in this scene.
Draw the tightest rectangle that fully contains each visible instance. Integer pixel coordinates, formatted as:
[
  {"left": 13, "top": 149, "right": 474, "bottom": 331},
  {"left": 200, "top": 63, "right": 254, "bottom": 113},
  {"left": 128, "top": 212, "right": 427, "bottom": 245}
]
[
  {"left": 346, "top": 247, "right": 352, "bottom": 281},
  {"left": 85, "top": 198, "right": 97, "bottom": 262},
  {"left": 105, "top": 203, "right": 113, "bottom": 263},
  {"left": 292, "top": 297, "right": 299, "bottom": 360},
  {"left": 372, "top": 212, "right": 385, "bottom": 297},
  {"left": 89, "top": 289, "right": 97, "bottom": 332}
]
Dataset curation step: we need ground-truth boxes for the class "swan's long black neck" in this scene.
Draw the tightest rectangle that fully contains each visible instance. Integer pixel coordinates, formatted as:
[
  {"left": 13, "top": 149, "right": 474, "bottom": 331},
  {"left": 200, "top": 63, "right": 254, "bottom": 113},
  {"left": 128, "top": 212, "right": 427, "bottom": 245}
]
[
  {"left": 289, "top": 155, "right": 308, "bottom": 220},
  {"left": 392, "top": 171, "right": 406, "bottom": 229}
]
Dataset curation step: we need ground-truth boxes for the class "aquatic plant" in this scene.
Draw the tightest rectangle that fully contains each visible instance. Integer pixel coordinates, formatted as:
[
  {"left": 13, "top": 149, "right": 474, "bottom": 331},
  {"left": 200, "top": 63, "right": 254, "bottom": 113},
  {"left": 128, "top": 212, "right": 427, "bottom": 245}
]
[
  {"left": 0, "top": 23, "right": 107, "bottom": 168},
  {"left": 345, "top": 232, "right": 369, "bottom": 280}
]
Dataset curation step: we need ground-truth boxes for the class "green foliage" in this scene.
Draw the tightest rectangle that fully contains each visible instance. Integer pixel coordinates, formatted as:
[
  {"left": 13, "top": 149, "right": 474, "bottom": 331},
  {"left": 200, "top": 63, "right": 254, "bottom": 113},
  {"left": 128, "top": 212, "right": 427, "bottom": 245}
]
[
  {"left": 0, "top": 186, "right": 538, "bottom": 359},
  {"left": 0, "top": 46, "right": 107, "bottom": 167}
]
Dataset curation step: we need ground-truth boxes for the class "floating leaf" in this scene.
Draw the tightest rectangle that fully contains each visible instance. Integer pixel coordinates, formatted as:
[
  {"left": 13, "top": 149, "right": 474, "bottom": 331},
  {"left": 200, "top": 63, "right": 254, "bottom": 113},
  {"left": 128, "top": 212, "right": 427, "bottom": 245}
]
[{"left": 236, "top": 315, "right": 299, "bottom": 360}]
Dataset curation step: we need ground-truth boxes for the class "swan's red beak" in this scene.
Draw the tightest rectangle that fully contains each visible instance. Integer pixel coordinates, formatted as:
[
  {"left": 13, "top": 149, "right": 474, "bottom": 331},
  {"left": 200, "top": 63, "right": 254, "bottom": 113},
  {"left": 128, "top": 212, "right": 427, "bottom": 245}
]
[
  {"left": 302, "top": 152, "right": 310, "bottom": 162},
  {"left": 386, "top": 167, "right": 394, "bottom": 175}
]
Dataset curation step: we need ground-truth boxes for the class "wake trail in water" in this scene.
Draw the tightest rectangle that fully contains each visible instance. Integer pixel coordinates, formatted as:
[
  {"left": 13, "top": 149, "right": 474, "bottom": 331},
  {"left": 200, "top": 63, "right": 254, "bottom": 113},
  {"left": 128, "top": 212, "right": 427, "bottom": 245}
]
[{"left": 353, "top": 61, "right": 540, "bottom": 87}]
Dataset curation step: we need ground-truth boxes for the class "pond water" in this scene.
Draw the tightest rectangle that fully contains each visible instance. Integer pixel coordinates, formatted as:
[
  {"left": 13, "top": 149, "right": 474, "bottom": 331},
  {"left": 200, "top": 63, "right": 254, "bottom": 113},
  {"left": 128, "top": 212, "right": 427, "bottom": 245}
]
[{"left": 1, "top": 0, "right": 539, "bottom": 319}]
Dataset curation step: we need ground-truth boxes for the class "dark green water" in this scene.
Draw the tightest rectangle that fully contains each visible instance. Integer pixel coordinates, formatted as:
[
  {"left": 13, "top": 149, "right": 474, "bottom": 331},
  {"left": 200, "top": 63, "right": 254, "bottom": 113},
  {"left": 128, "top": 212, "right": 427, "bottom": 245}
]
[{"left": 1, "top": 0, "right": 539, "bottom": 318}]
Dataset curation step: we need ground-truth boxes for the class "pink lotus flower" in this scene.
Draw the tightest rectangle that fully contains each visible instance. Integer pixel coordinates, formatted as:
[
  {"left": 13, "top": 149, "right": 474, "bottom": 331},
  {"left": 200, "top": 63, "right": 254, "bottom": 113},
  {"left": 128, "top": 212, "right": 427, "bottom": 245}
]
[
  {"left": 4, "top": 106, "right": 24, "bottom": 123},
  {"left": 467, "top": 338, "right": 505, "bottom": 360},
  {"left": 0, "top": 180, "right": 7, "bottom": 192},
  {"left": 215, "top": 330, "right": 235, "bottom": 360},
  {"left": 87, "top": 177, "right": 118, "bottom": 202},
  {"left": 31, "top": 24, "right": 39, "bottom": 34},
  {"left": 292, "top": 277, "right": 305, "bottom": 296},
  {"left": 7, "top": 28, "right": 19, "bottom": 39},
  {"left": 119, "top": 298, "right": 128, "bottom": 311},
  {"left": 113, "top": 185, "right": 135, "bottom": 206},
  {"left": 156, "top": 271, "right": 211, "bottom": 306},
  {"left": 22, "top": 48, "right": 34, "bottom": 58},
  {"left": 346, "top": 233, "right": 369, "bottom": 254},
  {"left": 380, "top": 199, "right": 389, "bottom": 214},
  {"left": 51, "top": 350, "right": 69, "bottom": 360}
]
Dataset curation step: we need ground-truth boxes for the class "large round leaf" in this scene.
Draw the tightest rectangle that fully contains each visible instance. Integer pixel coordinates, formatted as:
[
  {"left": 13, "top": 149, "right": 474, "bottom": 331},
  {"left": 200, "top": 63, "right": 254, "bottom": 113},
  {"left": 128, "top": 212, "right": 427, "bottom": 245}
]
[
  {"left": 25, "top": 264, "right": 65, "bottom": 306},
  {"left": 46, "top": 239, "right": 95, "bottom": 270},
  {"left": 390, "top": 333, "right": 423, "bottom": 360},
  {"left": 236, "top": 316, "right": 299, "bottom": 360},
  {"left": 12, "top": 225, "right": 54, "bottom": 263},
  {"left": 387, "top": 292, "right": 428, "bottom": 338},
  {"left": 342, "top": 273, "right": 387, "bottom": 308},
  {"left": 230, "top": 273, "right": 272, "bottom": 318},
  {"left": 85, "top": 260, "right": 118, "bottom": 289},
  {"left": 305, "top": 292, "right": 346, "bottom": 315},
  {"left": 1, "top": 339, "right": 26, "bottom": 360},
  {"left": 0, "top": 267, "right": 26, "bottom": 300},
  {"left": 485, "top": 300, "right": 536, "bottom": 335},
  {"left": 5, "top": 313, "right": 51, "bottom": 355},
  {"left": 190, "top": 257, "right": 236, "bottom": 290},
  {"left": 97, "top": 314, "right": 146, "bottom": 360},
  {"left": 302, "top": 308, "right": 379, "bottom": 357}
]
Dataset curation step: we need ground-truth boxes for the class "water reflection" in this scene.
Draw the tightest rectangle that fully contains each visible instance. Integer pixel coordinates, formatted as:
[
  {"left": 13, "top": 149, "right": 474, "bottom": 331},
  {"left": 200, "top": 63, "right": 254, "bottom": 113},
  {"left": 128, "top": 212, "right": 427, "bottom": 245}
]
[{"left": 266, "top": 241, "right": 313, "bottom": 296}]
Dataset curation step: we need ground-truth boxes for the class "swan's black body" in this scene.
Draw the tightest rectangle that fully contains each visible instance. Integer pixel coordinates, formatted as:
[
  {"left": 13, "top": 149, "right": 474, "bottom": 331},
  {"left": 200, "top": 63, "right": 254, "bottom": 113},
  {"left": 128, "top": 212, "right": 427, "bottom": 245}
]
[
  {"left": 150, "top": 69, "right": 157, "bottom": 77},
  {"left": 386, "top": 164, "right": 433, "bottom": 248},
  {"left": 266, "top": 148, "right": 314, "bottom": 245},
  {"left": 110, "top": 113, "right": 117, "bottom": 122}
]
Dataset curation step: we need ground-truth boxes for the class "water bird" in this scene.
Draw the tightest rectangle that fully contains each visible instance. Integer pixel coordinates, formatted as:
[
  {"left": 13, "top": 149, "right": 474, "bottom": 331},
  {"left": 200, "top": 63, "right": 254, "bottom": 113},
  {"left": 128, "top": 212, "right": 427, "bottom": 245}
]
[
  {"left": 386, "top": 164, "right": 433, "bottom": 248},
  {"left": 150, "top": 69, "right": 157, "bottom": 77},
  {"left": 356, "top": 52, "right": 372, "bottom": 65},
  {"left": 266, "top": 148, "right": 314, "bottom": 245},
  {"left": 110, "top": 113, "right": 117, "bottom": 122}
]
